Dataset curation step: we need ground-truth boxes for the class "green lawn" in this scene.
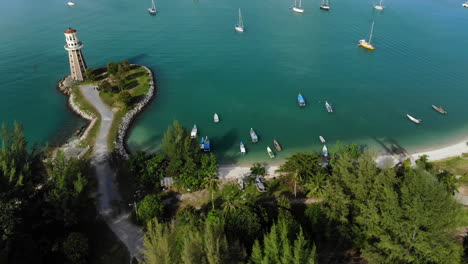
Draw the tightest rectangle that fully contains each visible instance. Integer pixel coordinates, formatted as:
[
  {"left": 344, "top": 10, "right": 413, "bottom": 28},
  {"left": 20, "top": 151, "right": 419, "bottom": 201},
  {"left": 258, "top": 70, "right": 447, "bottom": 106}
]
[
  {"left": 434, "top": 155, "right": 468, "bottom": 183},
  {"left": 70, "top": 86, "right": 102, "bottom": 148}
]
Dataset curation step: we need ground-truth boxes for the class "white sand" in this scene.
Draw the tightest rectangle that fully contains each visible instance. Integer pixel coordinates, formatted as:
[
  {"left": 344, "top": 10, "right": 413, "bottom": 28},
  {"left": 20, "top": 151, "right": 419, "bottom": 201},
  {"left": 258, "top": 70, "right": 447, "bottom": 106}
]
[{"left": 218, "top": 164, "right": 280, "bottom": 180}]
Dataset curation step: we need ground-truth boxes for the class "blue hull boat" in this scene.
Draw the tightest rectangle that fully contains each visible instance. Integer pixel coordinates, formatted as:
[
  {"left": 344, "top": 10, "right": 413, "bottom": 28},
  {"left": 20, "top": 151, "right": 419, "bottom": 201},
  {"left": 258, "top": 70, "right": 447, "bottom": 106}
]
[
  {"left": 250, "top": 128, "right": 258, "bottom": 143},
  {"left": 240, "top": 141, "right": 246, "bottom": 155},
  {"left": 298, "top": 93, "right": 306, "bottom": 107}
]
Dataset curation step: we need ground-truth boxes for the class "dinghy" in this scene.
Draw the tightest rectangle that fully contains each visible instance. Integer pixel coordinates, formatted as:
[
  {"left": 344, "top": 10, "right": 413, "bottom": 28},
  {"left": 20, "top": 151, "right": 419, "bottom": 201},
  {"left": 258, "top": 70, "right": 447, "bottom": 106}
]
[
  {"left": 190, "top": 125, "right": 197, "bottom": 138},
  {"left": 267, "top": 147, "right": 276, "bottom": 158},
  {"left": 214, "top": 113, "right": 219, "bottom": 123},
  {"left": 407, "top": 114, "right": 421, "bottom": 124},
  {"left": 240, "top": 141, "right": 247, "bottom": 155},
  {"left": 319, "top": 136, "right": 326, "bottom": 143},
  {"left": 250, "top": 128, "right": 258, "bottom": 143}
]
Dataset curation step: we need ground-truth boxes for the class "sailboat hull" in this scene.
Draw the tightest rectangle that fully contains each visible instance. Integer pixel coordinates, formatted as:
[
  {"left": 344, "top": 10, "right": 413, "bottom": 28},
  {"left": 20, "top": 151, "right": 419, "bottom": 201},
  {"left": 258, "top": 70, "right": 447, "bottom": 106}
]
[
  {"left": 320, "top": 5, "right": 330, "bottom": 10},
  {"left": 358, "top": 40, "right": 375, "bottom": 50},
  {"left": 374, "top": 5, "right": 384, "bottom": 10},
  {"left": 292, "top": 7, "right": 304, "bottom": 13},
  {"left": 148, "top": 8, "right": 157, "bottom": 14},
  {"left": 235, "top": 26, "right": 244, "bottom": 32}
]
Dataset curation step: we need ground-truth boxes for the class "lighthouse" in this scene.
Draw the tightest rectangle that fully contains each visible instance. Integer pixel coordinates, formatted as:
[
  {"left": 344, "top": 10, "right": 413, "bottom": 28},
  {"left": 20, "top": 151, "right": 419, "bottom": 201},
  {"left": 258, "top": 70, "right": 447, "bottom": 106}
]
[{"left": 64, "top": 27, "right": 87, "bottom": 81}]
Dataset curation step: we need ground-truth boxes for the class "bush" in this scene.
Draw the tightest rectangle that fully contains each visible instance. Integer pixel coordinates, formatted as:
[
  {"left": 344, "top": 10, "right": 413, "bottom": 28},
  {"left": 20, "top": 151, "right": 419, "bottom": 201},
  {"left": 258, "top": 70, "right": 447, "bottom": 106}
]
[
  {"left": 137, "top": 194, "right": 164, "bottom": 223},
  {"left": 118, "top": 90, "right": 133, "bottom": 107},
  {"left": 62, "top": 232, "right": 89, "bottom": 264},
  {"left": 84, "top": 68, "right": 96, "bottom": 81},
  {"left": 98, "top": 80, "right": 113, "bottom": 93},
  {"left": 107, "top": 62, "right": 118, "bottom": 76}
]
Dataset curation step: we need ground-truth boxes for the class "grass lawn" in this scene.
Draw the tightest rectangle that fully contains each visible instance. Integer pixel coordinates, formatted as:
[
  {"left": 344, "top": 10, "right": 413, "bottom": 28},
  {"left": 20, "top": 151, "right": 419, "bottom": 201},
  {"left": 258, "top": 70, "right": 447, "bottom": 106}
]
[
  {"left": 70, "top": 86, "right": 102, "bottom": 148},
  {"left": 434, "top": 154, "right": 468, "bottom": 183}
]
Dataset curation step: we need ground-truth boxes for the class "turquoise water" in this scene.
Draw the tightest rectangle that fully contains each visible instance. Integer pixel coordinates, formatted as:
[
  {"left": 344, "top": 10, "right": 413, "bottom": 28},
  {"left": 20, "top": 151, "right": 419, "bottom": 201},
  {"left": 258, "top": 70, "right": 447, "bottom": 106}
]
[{"left": 1, "top": 0, "right": 467, "bottom": 163}]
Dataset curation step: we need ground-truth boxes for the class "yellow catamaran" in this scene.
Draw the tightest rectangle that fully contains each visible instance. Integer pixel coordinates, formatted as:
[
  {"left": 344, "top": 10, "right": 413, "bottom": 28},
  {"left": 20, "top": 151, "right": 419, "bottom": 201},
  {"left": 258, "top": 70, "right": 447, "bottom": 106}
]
[{"left": 358, "top": 22, "right": 375, "bottom": 50}]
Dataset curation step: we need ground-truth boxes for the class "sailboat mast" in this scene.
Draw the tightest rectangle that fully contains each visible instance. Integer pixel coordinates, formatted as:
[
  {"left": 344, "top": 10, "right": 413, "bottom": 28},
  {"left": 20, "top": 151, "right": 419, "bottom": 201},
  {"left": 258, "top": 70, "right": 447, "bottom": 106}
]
[
  {"left": 379, "top": 0, "right": 383, "bottom": 5},
  {"left": 299, "top": 0, "right": 302, "bottom": 8},
  {"left": 369, "top": 22, "right": 375, "bottom": 44},
  {"left": 239, "top": 8, "right": 243, "bottom": 27},
  {"left": 151, "top": 0, "right": 155, "bottom": 9}
]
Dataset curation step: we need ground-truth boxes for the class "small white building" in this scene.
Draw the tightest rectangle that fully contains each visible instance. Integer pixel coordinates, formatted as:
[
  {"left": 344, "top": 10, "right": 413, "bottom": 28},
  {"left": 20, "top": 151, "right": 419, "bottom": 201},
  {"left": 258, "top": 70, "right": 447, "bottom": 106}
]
[{"left": 64, "top": 27, "right": 87, "bottom": 81}]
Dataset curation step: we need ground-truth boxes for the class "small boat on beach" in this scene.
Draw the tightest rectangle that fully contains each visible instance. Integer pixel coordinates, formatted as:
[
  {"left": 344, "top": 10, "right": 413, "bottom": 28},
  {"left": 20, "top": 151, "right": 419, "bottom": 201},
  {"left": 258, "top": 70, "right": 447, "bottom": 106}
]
[
  {"left": 267, "top": 147, "right": 275, "bottom": 158},
  {"left": 323, "top": 145, "right": 328, "bottom": 157},
  {"left": 235, "top": 8, "right": 244, "bottom": 32},
  {"left": 67, "top": 1, "right": 75, "bottom": 6},
  {"left": 374, "top": 0, "right": 384, "bottom": 10},
  {"left": 190, "top": 125, "right": 197, "bottom": 138},
  {"left": 432, "top": 105, "right": 447, "bottom": 114},
  {"left": 320, "top": 0, "right": 330, "bottom": 10},
  {"left": 292, "top": 0, "right": 305, "bottom": 13},
  {"left": 273, "top": 139, "right": 282, "bottom": 152},
  {"left": 297, "top": 93, "right": 306, "bottom": 107},
  {"left": 319, "top": 136, "right": 326, "bottom": 143},
  {"left": 148, "top": 0, "right": 157, "bottom": 14},
  {"left": 407, "top": 114, "right": 421, "bottom": 124},
  {"left": 250, "top": 128, "right": 258, "bottom": 143},
  {"left": 325, "top": 101, "right": 333, "bottom": 112},
  {"left": 214, "top": 113, "right": 219, "bottom": 123},
  {"left": 240, "top": 141, "right": 247, "bottom": 155},
  {"left": 358, "top": 22, "right": 376, "bottom": 50}
]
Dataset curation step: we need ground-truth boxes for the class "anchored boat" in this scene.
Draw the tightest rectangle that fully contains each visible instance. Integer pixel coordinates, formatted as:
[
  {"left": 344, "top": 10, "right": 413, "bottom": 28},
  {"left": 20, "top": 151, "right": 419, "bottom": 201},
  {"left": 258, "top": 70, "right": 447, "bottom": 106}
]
[
  {"left": 148, "top": 0, "right": 157, "bottom": 14},
  {"left": 374, "top": 0, "right": 384, "bottom": 10},
  {"left": 323, "top": 145, "right": 328, "bottom": 157},
  {"left": 432, "top": 105, "right": 447, "bottom": 114},
  {"left": 267, "top": 147, "right": 275, "bottom": 158},
  {"left": 235, "top": 8, "right": 244, "bottom": 32},
  {"left": 319, "top": 136, "right": 326, "bottom": 143},
  {"left": 292, "top": 0, "right": 304, "bottom": 13},
  {"left": 240, "top": 141, "right": 247, "bottom": 155},
  {"left": 407, "top": 114, "right": 421, "bottom": 124},
  {"left": 297, "top": 93, "right": 306, "bottom": 107},
  {"left": 320, "top": 0, "right": 330, "bottom": 10},
  {"left": 358, "top": 22, "right": 376, "bottom": 50},
  {"left": 214, "top": 113, "right": 219, "bottom": 123},
  {"left": 464, "top": 2, "right": 468, "bottom": 7},
  {"left": 325, "top": 101, "right": 333, "bottom": 112},
  {"left": 67, "top": 1, "right": 75, "bottom": 6},
  {"left": 200, "top": 137, "right": 211, "bottom": 151},
  {"left": 190, "top": 125, "right": 198, "bottom": 138},
  {"left": 273, "top": 140, "right": 282, "bottom": 152},
  {"left": 250, "top": 128, "right": 259, "bottom": 143}
]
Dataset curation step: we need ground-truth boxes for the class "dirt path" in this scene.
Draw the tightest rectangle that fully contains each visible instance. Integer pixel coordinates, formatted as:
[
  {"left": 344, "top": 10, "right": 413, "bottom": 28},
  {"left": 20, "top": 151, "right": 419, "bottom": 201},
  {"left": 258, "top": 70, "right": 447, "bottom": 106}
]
[{"left": 80, "top": 84, "right": 143, "bottom": 259}]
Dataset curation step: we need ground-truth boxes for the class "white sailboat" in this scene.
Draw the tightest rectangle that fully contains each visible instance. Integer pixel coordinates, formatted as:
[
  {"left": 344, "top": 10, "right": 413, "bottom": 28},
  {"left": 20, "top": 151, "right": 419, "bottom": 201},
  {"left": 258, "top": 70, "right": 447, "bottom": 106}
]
[
  {"left": 358, "top": 21, "right": 375, "bottom": 50},
  {"left": 374, "top": 0, "right": 384, "bottom": 10},
  {"left": 319, "top": 136, "right": 326, "bottom": 143},
  {"left": 407, "top": 114, "right": 421, "bottom": 124},
  {"left": 190, "top": 125, "right": 197, "bottom": 138},
  {"left": 67, "top": 1, "right": 75, "bottom": 6},
  {"left": 214, "top": 113, "right": 219, "bottom": 123},
  {"left": 320, "top": 0, "right": 330, "bottom": 10},
  {"left": 148, "top": 0, "right": 157, "bottom": 14},
  {"left": 293, "top": 0, "right": 304, "bottom": 13},
  {"left": 235, "top": 8, "right": 244, "bottom": 32}
]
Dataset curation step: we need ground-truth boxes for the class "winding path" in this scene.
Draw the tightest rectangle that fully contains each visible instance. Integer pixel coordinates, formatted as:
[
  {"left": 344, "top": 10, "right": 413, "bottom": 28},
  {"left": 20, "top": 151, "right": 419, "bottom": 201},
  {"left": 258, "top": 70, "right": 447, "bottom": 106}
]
[{"left": 80, "top": 84, "right": 143, "bottom": 259}]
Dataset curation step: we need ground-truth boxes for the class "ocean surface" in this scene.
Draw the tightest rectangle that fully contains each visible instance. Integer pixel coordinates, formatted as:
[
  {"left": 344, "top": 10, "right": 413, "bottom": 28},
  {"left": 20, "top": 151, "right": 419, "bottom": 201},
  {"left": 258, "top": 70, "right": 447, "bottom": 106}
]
[{"left": 1, "top": 0, "right": 467, "bottom": 164}]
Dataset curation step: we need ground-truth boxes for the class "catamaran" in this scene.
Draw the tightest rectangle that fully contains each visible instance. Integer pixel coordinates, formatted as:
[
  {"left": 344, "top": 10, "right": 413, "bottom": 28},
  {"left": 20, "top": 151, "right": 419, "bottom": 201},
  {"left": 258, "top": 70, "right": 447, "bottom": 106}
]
[
  {"left": 297, "top": 93, "right": 306, "bottom": 107},
  {"left": 240, "top": 141, "right": 247, "bottom": 155},
  {"left": 235, "top": 8, "right": 244, "bottom": 32},
  {"left": 267, "top": 147, "right": 276, "bottom": 158},
  {"left": 323, "top": 145, "right": 328, "bottom": 157},
  {"left": 325, "top": 101, "right": 333, "bottom": 112},
  {"left": 320, "top": 0, "right": 331, "bottom": 10},
  {"left": 432, "top": 105, "right": 447, "bottom": 114},
  {"left": 190, "top": 125, "right": 198, "bottom": 138},
  {"left": 374, "top": 0, "right": 384, "bottom": 10},
  {"left": 292, "top": 0, "right": 304, "bottom": 13},
  {"left": 407, "top": 114, "right": 421, "bottom": 124},
  {"left": 67, "top": 1, "right": 75, "bottom": 6},
  {"left": 358, "top": 22, "right": 376, "bottom": 50},
  {"left": 148, "top": 0, "right": 157, "bottom": 15},
  {"left": 273, "top": 140, "right": 282, "bottom": 152},
  {"left": 319, "top": 136, "right": 326, "bottom": 143},
  {"left": 214, "top": 113, "right": 219, "bottom": 123},
  {"left": 250, "top": 128, "right": 259, "bottom": 143}
]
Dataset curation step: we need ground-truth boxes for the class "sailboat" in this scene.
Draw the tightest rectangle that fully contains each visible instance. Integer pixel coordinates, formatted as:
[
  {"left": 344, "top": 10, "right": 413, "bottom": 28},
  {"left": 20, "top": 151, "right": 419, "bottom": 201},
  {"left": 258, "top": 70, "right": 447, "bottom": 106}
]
[
  {"left": 323, "top": 145, "right": 329, "bottom": 157},
  {"left": 67, "top": 1, "right": 75, "bottom": 6},
  {"left": 374, "top": 0, "right": 384, "bottom": 10},
  {"left": 235, "top": 8, "right": 244, "bottom": 32},
  {"left": 240, "top": 141, "right": 247, "bottom": 155},
  {"left": 267, "top": 147, "right": 276, "bottom": 158},
  {"left": 214, "top": 113, "right": 219, "bottom": 123},
  {"left": 320, "top": 0, "right": 331, "bottom": 10},
  {"left": 292, "top": 0, "right": 304, "bottom": 13},
  {"left": 463, "top": 2, "right": 468, "bottom": 7},
  {"left": 190, "top": 125, "right": 198, "bottom": 138},
  {"left": 148, "top": 0, "right": 157, "bottom": 15},
  {"left": 358, "top": 22, "right": 375, "bottom": 50}
]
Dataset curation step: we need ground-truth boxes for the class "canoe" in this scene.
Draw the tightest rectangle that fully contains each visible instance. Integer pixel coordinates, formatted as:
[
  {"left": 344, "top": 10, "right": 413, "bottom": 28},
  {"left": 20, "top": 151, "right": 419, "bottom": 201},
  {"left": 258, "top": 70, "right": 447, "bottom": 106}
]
[
  {"left": 323, "top": 145, "right": 328, "bottom": 157},
  {"left": 214, "top": 113, "right": 219, "bottom": 123},
  {"left": 267, "top": 146, "right": 275, "bottom": 158},
  {"left": 432, "top": 105, "right": 447, "bottom": 114},
  {"left": 273, "top": 139, "right": 282, "bottom": 152},
  {"left": 190, "top": 125, "right": 197, "bottom": 138},
  {"left": 319, "top": 136, "right": 326, "bottom": 143},
  {"left": 407, "top": 114, "right": 421, "bottom": 124},
  {"left": 325, "top": 101, "right": 333, "bottom": 113},
  {"left": 250, "top": 128, "right": 259, "bottom": 143},
  {"left": 240, "top": 141, "right": 246, "bottom": 155}
]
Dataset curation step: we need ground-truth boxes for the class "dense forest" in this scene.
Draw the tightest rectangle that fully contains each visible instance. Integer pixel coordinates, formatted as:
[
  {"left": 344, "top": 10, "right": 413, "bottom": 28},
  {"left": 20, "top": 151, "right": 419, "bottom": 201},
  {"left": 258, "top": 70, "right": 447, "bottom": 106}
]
[{"left": 1, "top": 120, "right": 467, "bottom": 264}]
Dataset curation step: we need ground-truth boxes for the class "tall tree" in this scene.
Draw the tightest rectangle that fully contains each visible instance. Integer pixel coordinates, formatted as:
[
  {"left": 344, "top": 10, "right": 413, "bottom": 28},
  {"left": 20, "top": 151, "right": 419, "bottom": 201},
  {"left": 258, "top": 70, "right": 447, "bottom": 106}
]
[
  {"left": 140, "top": 220, "right": 179, "bottom": 264},
  {"left": 0, "top": 122, "right": 31, "bottom": 187}
]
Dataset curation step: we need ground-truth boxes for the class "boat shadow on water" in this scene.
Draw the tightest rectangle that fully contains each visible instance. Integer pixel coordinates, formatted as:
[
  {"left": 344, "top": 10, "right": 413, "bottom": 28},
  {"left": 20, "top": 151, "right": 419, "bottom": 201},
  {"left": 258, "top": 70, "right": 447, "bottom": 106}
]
[
  {"left": 211, "top": 128, "right": 241, "bottom": 164},
  {"left": 373, "top": 137, "right": 409, "bottom": 156}
]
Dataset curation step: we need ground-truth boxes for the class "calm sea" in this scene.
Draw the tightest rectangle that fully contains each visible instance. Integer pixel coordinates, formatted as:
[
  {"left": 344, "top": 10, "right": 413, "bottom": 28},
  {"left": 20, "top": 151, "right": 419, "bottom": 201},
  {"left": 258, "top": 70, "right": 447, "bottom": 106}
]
[{"left": 1, "top": 0, "right": 467, "bottom": 163}]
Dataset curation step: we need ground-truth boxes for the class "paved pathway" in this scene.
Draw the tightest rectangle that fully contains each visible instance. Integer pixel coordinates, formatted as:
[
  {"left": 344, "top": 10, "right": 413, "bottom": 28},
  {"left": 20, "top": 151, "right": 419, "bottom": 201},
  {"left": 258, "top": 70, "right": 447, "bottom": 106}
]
[{"left": 80, "top": 84, "right": 143, "bottom": 259}]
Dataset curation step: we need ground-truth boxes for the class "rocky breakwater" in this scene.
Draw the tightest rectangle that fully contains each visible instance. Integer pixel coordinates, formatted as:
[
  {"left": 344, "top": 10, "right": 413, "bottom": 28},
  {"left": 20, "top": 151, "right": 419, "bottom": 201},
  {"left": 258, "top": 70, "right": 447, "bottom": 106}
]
[{"left": 116, "top": 66, "right": 155, "bottom": 159}]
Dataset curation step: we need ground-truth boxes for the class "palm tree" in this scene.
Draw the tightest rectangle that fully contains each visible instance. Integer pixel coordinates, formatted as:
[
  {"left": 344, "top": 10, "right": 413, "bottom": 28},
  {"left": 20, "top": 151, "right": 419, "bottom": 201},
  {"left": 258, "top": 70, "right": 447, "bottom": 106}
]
[{"left": 203, "top": 175, "right": 219, "bottom": 209}]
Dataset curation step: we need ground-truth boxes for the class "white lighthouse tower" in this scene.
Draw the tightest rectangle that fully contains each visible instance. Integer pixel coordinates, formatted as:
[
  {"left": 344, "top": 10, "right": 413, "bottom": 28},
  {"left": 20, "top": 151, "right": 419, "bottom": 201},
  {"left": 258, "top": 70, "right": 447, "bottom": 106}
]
[{"left": 64, "top": 27, "right": 87, "bottom": 81}]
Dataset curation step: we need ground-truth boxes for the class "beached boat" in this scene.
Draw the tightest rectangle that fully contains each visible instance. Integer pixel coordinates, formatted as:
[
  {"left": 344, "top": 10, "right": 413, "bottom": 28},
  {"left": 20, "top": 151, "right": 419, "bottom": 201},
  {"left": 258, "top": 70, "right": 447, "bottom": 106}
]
[
  {"left": 292, "top": 0, "right": 304, "bottom": 13},
  {"left": 214, "top": 113, "right": 219, "bottom": 123},
  {"left": 319, "top": 136, "right": 326, "bottom": 143},
  {"left": 325, "top": 101, "right": 333, "bottom": 112},
  {"left": 200, "top": 137, "right": 205, "bottom": 149},
  {"left": 67, "top": 1, "right": 75, "bottom": 6},
  {"left": 273, "top": 140, "right": 282, "bottom": 152},
  {"left": 323, "top": 145, "right": 328, "bottom": 157},
  {"left": 148, "top": 0, "right": 157, "bottom": 14},
  {"left": 255, "top": 177, "right": 266, "bottom": 192},
  {"left": 358, "top": 22, "right": 376, "bottom": 50},
  {"left": 432, "top": 105, "right": 447, "bottom": 114},
  {"left": 190, "top": 125, "right": 197, "bottom": 138},
  {"left": 407, "top": 114, "right": 421, "bottom": 124},
  {"left": 250, "top": 128, "right": 258, "bottom": 143},
  {"left": 235, "top": 8, "right": 244, "bottom": 32},
  {"left": 297, "top": 93, "right": 306, "bottom": 107},
  {"left": 238, "top": 177, "right": 245, "bottom": 190},
  {"left": 240, "top": 141, "right": 247, "bottom": 155},
  {"left": 320, "top": 0, "right": 330, "bottom": 10},
  {"left": 463, "top": 1, "right": 468, "bottom": 7},
  {"left": 267, "top": 147, "right": 275, "bottom": 158},
  {"left": 374, "top": 0, "right": 384, "bottom": 10}
]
